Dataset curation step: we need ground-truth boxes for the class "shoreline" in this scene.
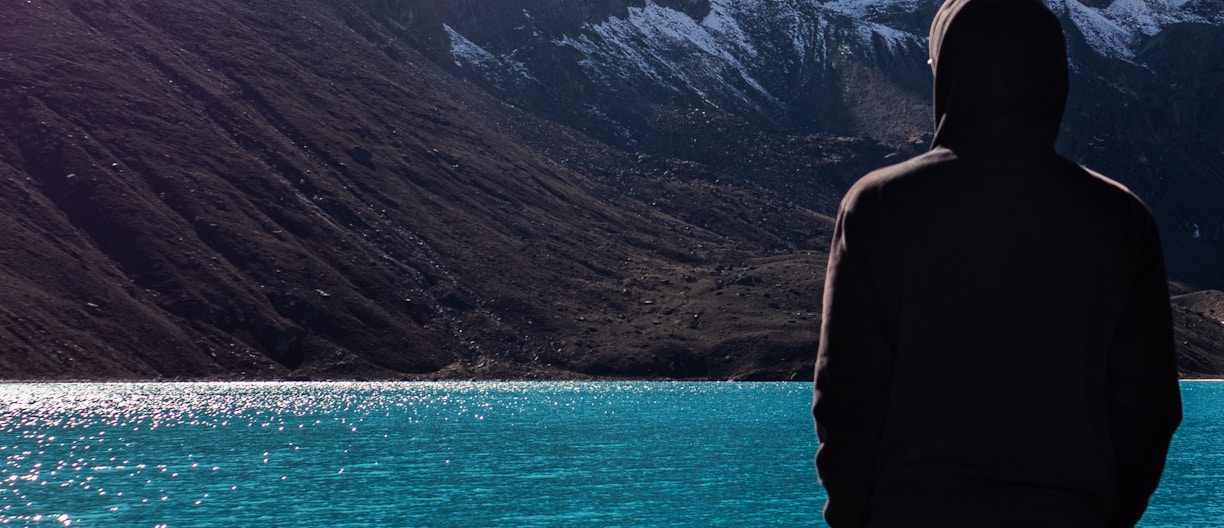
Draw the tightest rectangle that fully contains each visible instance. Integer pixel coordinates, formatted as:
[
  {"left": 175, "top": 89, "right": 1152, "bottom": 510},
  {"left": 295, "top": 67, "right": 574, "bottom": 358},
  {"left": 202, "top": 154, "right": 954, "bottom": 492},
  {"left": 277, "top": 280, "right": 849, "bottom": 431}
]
[{"left": 1, "top": 378, "right": 1220, "bottom": 384}]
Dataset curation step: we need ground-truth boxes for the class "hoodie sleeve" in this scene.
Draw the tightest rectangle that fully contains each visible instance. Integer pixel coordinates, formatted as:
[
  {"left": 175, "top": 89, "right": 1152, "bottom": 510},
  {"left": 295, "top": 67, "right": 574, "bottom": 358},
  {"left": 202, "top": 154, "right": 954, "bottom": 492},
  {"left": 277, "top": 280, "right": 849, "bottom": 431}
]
[
  {"left": 1106, "top": 215, "right": 1182, "bottom": 528},
  {"left": 813, "top": 185, "right": 895, "bottom": 528}
]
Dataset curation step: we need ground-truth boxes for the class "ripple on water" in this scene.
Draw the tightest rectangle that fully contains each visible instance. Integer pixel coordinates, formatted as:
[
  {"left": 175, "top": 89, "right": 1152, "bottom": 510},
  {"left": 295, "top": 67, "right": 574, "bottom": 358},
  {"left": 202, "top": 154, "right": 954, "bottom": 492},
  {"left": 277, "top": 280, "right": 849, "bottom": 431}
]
[{"left": 1, "top": 381, "right": 1217, "bottom": 527}]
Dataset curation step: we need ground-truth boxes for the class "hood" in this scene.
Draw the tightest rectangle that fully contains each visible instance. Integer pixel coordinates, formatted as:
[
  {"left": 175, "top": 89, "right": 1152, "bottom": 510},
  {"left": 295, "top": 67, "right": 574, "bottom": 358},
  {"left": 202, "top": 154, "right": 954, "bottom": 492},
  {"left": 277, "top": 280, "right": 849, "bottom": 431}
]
[{"left": 929, "top": 0, "right": 1069, "bottom": 150}]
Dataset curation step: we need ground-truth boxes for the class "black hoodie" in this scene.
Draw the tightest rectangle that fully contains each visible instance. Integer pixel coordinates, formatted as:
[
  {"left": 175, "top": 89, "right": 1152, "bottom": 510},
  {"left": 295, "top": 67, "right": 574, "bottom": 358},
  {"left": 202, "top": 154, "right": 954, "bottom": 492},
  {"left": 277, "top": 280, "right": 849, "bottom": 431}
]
[{"left": 812, "top": 0, "right": 1182, "bottom": 527}]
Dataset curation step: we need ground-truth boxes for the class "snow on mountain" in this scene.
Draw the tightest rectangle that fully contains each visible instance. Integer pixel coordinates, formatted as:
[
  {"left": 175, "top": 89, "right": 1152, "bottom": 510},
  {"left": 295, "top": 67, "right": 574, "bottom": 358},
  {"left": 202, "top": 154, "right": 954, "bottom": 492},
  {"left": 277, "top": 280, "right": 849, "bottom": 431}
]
[
  {"left": 425, "top": 0, "right": 1224, "bottom": 161},
  {"left": 443, "top": 0, "right": 1218, "bottom": 87},
  {"left": 438, "top": 0, "right": 929, "bottom": 112},
  {"left": 360, "top": 0, "right": 1224, "bottom": 294},
  {"left": 818, "top": 0, "right": 925, "bottom": 19},
  {"left": 803, "top": 0, "right": 1221, "bottom": 62},
  {"left": 1050, "top": 0, "right": 1222, "bottom": 60},
  {"left": 445, "top": 23, "right": 536, "bottom": 82},
  {"left": 554, "top": 1, "right": 774, "bottom": 104},
  {"left": 544, "top": 0, "right": 933, "bottom": 116},
  {"left": 446, "top": 24, "right": 500, "bottom": 69},
  {"left": 818, "top": 0, "right": 1221, "bottom": 62}
]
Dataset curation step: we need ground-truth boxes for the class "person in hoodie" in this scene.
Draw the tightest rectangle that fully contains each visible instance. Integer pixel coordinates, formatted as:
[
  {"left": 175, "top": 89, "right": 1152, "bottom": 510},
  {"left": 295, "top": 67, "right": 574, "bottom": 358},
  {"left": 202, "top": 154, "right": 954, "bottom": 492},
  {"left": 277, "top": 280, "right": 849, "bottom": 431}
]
[{"left": 811, "top": 0, "right": 1182, "bottom": 526}]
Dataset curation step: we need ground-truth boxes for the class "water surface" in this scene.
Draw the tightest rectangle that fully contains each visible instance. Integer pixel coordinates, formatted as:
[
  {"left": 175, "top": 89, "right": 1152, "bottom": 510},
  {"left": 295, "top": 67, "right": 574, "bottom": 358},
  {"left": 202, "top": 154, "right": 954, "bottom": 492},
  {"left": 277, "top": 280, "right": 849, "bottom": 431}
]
[{"left": 0, "top": 381, "right": 1217, "bottom": 526}]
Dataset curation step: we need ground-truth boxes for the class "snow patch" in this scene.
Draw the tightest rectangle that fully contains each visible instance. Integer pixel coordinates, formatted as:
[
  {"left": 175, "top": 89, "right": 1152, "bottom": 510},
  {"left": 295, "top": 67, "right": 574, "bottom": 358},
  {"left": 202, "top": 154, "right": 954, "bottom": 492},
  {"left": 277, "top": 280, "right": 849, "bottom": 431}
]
[
  {"left": 444, "top": 24, "right": 497, "bottom": 69},
  {"left": 792, "top": 0, "right": 1213, "bottom": 61},
  {"left": 445, "top": 24, "right": 535, "bottom": 80},
  {"left": 818, "top": 0, "right": 924, "bottom": 21},
  {"left": 701, "top": 0, "right": 760, "bottom": 59},
  {"left": 545, "top": 0, "right": 945, "bottom": 113},
  {"left": 1049, "top": 0, "right": 1214, "bottom": 60},
  {"left": 555, "top": 1, "right": 774, "bottom": 102}
]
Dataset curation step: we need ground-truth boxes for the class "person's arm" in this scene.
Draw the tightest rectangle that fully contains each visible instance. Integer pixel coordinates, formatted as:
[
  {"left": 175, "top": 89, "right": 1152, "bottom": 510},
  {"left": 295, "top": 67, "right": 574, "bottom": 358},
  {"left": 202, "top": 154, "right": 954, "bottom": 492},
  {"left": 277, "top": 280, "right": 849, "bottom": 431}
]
[
  {"left": 813, "top": 187, "right": 895, "bottom": 528},
  {"left": 1107, "top": 216, "right": 1182, "bottom": 528}
]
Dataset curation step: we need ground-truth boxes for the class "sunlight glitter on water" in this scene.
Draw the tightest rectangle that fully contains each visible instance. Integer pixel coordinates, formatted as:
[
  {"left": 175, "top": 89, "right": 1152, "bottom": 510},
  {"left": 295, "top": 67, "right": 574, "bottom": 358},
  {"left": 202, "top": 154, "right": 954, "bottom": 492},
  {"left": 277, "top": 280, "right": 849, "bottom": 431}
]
[
  {"left": 2, "top": 382, "right": 390, "bottom": 526},
  {"left": 1, "top": 381, "right": 1216, "bottom": 527},
  {"left": 1, "top": 382, "right": 825, "bottom": 527}
]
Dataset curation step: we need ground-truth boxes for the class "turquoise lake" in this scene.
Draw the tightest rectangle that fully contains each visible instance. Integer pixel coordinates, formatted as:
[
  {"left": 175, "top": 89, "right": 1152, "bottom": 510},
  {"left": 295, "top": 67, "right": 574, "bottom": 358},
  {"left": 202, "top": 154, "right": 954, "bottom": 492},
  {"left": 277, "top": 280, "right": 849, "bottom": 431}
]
[{"left": 0, "top": 381, "right": 1218, "bottom": 527}]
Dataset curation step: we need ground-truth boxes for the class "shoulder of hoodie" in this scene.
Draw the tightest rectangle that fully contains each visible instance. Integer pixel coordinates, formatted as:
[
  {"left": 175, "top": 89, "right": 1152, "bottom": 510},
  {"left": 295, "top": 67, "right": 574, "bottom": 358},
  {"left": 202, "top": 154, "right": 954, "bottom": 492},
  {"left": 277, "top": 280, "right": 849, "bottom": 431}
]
[
  {"left": 1077, "top": 163, "right": 1162, "bottom": 235},
  {"left": 1079, "top": 164, "right": 1152, "bottom": 210},
  {"left": 835, "top": 148, "right": 957, "bottom": 214},
  {"left": 839, "top": 147, "right": 1156, "bottom": 222}
]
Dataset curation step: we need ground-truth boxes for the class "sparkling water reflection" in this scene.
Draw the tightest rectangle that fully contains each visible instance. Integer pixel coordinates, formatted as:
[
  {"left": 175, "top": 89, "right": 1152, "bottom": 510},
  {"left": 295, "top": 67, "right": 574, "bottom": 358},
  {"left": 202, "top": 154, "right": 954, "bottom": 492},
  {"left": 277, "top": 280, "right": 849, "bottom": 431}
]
[
  {"left": 0, "top": 381, "right": 1217, "bottom": 527},
  {"left": 0, "top": 382, "right": 822, "bottom": 527}
]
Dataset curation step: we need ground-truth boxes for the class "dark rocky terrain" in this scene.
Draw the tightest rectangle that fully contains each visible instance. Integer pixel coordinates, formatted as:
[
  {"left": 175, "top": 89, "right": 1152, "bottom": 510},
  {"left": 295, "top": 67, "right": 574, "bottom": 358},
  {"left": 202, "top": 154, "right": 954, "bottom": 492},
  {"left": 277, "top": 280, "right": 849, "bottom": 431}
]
[
  {"left": 360, "top": 0, "right": 1224, "bottom": 291},
  {"left": 1, "top": 0, "right": 1221, "bottom": 380}
]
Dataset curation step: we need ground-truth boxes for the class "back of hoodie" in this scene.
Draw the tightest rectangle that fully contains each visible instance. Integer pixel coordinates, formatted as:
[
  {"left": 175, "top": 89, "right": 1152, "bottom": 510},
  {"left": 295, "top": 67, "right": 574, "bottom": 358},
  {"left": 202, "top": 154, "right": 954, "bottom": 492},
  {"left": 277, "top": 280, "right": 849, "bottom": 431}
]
[{"left": 812, "top": 1, "right": 1182, "bottom": 527}]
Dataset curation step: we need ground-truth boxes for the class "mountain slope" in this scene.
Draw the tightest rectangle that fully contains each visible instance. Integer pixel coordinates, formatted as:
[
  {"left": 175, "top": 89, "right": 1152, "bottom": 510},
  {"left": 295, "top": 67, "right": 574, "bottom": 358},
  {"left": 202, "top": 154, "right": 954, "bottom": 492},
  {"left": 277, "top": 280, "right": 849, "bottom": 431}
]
[
  {"left": 371, "top": 0, "right": 1224, "bottom": 292},
  {"left": 0, "top": 0, "right": 833, "bottom": 380},
  {"left": 1, "top": 0, "right": 1221, "bottom": 380}
]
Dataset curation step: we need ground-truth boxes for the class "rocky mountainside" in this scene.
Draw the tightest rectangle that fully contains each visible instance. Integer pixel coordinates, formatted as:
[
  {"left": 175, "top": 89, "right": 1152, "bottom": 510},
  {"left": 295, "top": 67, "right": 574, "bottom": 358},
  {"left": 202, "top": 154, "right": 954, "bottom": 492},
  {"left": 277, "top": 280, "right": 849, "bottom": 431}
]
[
  {"left": 1, "top": 0, "right": 839, "bottom": 381},
  {"left": 1, "top": 0, "right": 1221, "bottom": 380},
  {"left": 363, "top": 0, "right": 1224, "bottom": 291}
]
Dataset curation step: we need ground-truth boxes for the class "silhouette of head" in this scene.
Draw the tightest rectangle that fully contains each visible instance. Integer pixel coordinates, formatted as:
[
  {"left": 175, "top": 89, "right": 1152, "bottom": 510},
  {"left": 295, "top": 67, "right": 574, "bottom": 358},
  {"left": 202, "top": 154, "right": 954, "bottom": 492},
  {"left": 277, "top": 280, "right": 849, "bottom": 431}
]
[{"left": 928, "top": 0, "right": 1069, "bottom": 149}]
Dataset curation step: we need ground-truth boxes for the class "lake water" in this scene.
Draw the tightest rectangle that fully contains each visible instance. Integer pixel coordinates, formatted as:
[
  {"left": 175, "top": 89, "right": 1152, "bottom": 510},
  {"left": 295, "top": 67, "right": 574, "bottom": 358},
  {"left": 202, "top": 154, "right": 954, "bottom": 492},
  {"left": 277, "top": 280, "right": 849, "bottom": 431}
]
[{"left": 0, "top": 381, "right": 1217, "bottom": 527}]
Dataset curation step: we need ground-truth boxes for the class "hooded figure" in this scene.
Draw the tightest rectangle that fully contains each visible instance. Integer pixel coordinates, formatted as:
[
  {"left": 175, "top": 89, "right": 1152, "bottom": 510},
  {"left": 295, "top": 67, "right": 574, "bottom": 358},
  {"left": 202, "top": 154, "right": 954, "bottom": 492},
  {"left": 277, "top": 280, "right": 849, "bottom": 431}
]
[{"left": 812, "top": 0, "right": 1182, "bottom": 527}]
